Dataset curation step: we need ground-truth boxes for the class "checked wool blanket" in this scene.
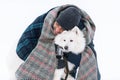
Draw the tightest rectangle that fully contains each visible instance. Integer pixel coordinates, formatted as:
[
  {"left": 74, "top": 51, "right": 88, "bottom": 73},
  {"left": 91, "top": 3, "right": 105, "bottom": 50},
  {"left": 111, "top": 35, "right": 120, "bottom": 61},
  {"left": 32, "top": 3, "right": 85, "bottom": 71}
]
[{"left": 16, "top": 4, "right": 100, "bottom": 80}]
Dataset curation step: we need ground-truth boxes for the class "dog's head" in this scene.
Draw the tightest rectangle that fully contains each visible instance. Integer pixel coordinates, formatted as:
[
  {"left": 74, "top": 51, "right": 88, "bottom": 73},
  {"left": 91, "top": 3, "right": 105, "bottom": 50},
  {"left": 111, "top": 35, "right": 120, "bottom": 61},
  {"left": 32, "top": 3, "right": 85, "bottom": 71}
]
[{"left": 54, "top": 26, "right": 86, "bottom": 54}]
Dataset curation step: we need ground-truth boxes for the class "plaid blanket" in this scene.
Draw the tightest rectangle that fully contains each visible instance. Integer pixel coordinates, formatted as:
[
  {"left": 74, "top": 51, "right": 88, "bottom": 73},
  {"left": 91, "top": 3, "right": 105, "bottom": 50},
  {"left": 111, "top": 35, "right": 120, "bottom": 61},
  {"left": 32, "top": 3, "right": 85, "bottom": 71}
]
[{"left": 16, "top": 4, "right": 100, "bottom": 80}]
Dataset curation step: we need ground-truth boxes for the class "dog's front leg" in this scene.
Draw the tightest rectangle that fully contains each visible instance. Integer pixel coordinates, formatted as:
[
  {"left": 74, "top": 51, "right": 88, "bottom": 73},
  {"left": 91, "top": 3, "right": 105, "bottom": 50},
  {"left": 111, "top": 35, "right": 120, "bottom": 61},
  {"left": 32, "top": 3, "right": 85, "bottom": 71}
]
[
  {"left": 67, "top": 61, "right": 75, "bottom": 80},
  {"left": 68, "top": 61, "right": 75, "bottom": 71},
  {"left": 61, "top": 61, "right": 75, "bottom": 80},
  {"left": 53, "top": 68, "right": 64, "bottom": 80}
]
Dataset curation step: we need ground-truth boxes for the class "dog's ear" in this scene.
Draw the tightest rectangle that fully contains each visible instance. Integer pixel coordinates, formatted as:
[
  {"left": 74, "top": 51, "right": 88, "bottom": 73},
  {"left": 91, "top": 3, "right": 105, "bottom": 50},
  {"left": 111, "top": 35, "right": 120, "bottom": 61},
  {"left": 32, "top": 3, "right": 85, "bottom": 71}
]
[
  {"left": 71, "top": 26, "right": 84, "bottom": 36},
  {"left": 71, "top": 26, "right": 80, "bottom": 34}
]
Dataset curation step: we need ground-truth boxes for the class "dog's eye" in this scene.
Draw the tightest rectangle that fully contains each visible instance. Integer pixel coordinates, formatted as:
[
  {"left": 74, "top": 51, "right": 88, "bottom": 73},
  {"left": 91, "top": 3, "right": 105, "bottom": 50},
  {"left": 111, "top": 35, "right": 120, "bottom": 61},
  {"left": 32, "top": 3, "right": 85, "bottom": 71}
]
[
  {"left": 64, "top": 40, "right": 66, "bottom": 42},
  {"left": 70, "top": 40, "right": 73, "bottom": 42}
]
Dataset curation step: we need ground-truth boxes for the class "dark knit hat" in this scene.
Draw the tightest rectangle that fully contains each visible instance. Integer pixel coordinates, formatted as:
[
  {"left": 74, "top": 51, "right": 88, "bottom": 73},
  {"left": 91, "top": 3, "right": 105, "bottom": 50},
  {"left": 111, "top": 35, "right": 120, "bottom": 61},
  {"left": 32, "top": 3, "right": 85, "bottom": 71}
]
[{"left": 56, "top": 7, "right": 81, "bottom": 30}]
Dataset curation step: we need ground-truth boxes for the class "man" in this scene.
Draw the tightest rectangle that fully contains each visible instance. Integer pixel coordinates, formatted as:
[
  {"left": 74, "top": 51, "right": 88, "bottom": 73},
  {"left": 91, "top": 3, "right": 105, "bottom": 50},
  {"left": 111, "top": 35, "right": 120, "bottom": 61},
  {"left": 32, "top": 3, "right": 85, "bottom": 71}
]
[{"left": 16, "top": 4, "right": 100, "bottom": 80}]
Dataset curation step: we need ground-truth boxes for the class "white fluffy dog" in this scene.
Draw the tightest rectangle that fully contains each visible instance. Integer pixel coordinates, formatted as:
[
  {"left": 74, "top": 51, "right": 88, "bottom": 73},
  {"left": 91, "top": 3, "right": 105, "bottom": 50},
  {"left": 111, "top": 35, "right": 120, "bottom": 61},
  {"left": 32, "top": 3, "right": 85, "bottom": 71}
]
[{"left": 53, "top": 26, "right": 86, "bottom": 80}]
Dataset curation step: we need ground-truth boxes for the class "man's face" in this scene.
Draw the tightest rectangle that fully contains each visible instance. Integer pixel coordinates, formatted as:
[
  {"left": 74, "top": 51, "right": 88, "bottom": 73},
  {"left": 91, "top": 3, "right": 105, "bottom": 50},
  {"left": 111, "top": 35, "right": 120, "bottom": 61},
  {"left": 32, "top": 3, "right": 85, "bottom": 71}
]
[{"left": 53, "top": 21, "right": 64, "bottom": 35}]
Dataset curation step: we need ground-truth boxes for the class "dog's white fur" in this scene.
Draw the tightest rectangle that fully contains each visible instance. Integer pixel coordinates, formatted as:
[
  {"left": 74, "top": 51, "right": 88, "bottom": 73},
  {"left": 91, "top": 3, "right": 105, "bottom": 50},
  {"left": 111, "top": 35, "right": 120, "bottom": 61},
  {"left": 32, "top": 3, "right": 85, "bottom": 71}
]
[{"left": 53, "top": 26, "right": 86, "bottom": 80}]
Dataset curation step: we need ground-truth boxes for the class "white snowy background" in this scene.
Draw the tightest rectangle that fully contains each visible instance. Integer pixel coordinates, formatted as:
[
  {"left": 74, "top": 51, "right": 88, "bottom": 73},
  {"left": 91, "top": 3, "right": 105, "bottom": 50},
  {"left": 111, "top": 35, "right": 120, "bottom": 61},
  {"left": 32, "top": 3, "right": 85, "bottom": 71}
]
[{"left": 0, "top": 0, "right": 120, "bottom": 80}]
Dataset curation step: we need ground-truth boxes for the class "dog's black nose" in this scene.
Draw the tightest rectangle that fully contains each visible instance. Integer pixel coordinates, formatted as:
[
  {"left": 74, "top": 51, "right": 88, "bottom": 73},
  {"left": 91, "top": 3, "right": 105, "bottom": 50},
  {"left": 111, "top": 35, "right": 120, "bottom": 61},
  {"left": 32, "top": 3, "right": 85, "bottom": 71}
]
[{"left": 64, "top": 46, "right": 68, "bottom": 50}]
